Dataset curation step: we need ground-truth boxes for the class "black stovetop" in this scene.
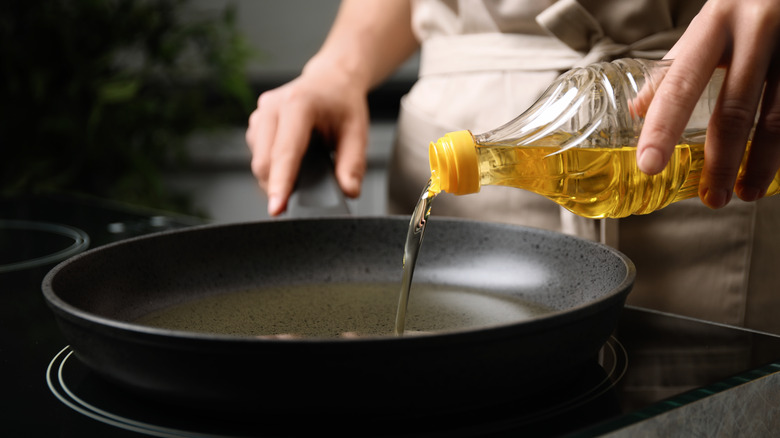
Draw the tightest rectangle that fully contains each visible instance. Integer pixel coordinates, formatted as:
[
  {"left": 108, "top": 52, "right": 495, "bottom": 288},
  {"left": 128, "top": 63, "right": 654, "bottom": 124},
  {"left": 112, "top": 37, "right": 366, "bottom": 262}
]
[{"left": 2, "top": 194, "right": 780, "bottom": 437}]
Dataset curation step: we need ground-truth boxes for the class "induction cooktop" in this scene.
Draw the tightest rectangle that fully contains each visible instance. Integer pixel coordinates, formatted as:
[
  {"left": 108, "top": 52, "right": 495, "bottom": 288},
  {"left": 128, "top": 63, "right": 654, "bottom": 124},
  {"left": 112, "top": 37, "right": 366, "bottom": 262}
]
[{"left": 3, "top": 194, "right": 779, "bottom": 437}]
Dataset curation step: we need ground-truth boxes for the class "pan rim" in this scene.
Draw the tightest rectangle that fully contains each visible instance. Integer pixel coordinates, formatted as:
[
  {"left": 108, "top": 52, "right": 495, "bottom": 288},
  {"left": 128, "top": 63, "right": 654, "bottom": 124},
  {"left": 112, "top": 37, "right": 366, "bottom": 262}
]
[{"left": 41, "top": 216, "right": 635, "bottom": 346}]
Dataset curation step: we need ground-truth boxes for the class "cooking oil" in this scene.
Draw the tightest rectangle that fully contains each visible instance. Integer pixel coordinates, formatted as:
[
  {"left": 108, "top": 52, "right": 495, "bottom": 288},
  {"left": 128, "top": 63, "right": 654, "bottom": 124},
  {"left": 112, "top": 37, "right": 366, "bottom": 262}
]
[
  {"left": 135, "top": 281, "right": 551, "bottom": 338},
  {"left": 396, "top": 179, "right": 437, "bottom": 335},
  {"left": 431, "top": 135, "right": 780, "bottom": 219},
  {"left": 426, "top": 58, "right": 780, "bottom": 217},
  {"left": 477, "top": 142, "right": 780, "bottom": 218}
]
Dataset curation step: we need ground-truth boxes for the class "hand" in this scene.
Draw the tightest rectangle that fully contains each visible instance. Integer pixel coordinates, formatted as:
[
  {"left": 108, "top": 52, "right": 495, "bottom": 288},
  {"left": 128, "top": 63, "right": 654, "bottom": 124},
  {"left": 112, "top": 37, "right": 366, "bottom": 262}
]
[
  {"left": 246, "top": 63, "right": 369, "bottom": 216},
  {"left": 245, "top": 0, "right": 417, "bottom": 217},
  {"left": 636, "top": 0, "right": 780, "bottom": 208}
]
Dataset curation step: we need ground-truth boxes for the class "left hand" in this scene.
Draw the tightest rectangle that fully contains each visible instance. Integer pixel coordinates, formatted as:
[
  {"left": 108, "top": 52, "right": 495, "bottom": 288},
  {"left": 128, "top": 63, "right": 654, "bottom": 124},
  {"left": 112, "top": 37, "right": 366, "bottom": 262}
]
[{"left": 636, "top": 0, "right": 780, "bottom": 208}]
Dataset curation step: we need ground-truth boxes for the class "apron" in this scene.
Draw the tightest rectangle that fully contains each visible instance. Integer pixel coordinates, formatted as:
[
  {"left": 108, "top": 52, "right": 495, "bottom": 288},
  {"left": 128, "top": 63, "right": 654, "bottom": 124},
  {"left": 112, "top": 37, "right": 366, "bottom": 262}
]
[{"left": 388, "top": 0, "right": 780, "bottom": 334}]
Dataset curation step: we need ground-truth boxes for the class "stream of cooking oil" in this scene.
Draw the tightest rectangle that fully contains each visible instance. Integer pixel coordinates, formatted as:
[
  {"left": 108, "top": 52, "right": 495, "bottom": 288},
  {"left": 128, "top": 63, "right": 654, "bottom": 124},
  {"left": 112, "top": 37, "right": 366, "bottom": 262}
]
[
  {"left": 394, "top": 178, "right": 438, "bottom": 335},
  {"left": 134, "top": 177, "right": 560, "bottom": 338}
]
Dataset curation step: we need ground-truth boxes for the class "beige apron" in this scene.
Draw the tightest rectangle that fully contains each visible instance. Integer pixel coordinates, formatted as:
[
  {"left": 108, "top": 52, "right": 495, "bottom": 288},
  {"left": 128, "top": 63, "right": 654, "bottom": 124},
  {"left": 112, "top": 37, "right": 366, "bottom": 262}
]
[{"left": 388, "top": 0, "right": 780, "bottom": 333}]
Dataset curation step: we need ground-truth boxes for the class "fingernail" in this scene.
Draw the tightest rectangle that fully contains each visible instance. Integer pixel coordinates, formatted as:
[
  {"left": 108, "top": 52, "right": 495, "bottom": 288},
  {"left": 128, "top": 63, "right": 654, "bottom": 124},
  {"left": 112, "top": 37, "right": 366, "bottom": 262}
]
[
  {"left": 346, "top": 175, "right": 362, "bottom": 198},
  {"left": 701, "top": 187, "right": 731, "bottom": 209},
  {"left": 638, "top": 148, "right": 664, "bottom": 174},
  {"left": 267, "top": 195, "right": 285, "bottom": 216},
  {"left": 338, "top": 173, "right": 362, "bottom": 198},
  {"left": 737, "top": 186, "right": 761, "bottom": 202}
]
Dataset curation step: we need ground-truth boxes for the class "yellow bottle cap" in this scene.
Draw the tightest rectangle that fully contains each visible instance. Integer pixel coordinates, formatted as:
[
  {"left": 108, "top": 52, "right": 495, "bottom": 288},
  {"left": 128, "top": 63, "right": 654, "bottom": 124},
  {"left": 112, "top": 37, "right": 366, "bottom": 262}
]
[{"left": 428, "top": 130, "right": 479, "bottom": 195}]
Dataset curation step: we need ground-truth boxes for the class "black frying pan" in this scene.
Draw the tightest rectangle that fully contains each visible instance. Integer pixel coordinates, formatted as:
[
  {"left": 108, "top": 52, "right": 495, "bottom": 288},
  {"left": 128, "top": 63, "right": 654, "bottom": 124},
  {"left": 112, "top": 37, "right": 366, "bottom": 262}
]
[
  {"left": 42, "top": 215, "right": 634, "bottom": 416},
  {"left": 42, "top": 141, "right": 635, "bottom": 417}
]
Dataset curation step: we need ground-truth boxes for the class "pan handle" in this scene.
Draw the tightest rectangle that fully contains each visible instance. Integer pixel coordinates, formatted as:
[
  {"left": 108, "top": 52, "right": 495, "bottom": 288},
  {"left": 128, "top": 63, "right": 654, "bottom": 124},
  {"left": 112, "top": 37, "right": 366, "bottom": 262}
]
[{"left": 285, "top": 133, "right": 351, "bottom": 218}]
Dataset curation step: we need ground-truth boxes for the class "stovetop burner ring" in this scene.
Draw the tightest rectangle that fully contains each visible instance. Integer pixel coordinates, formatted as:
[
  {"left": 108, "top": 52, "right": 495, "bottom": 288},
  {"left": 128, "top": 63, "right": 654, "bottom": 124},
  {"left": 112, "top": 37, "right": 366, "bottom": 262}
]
[
  {"left": 47, "top": 338, "right": 628, "bottom": 438},
  {"left": 47, "top": 346, "right": 216, "bottom": 438},
  {"left": 0, "top": 220, "right": 89, "bottom": 273}
]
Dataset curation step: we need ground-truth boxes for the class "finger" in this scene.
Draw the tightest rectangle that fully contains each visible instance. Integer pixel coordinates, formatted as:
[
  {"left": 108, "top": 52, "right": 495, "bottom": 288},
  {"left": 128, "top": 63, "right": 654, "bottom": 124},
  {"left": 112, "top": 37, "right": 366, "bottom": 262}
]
[
  {"left": 636, "top": 16, "right": 725, "bottom": 175},
  {"left": 629, "top": 61, "right": 667, "bottom": 120},
  {"left": 245, "top": 109, "right": 258, "bottom": 150},
  {"left": 266, "top": 103, "right": 315, "bottom": 216},
  {"left": 736, "top": 68, "right": 780, "bottom": 201},
  {"left": 248, "top": 93, "right": 279, "bottom": 193},
  {"left": 333, "top": 116, "right": 368, "bottom": 198},
  {"left": 699, "top": 30, "right": 771, "bottom": 208}
]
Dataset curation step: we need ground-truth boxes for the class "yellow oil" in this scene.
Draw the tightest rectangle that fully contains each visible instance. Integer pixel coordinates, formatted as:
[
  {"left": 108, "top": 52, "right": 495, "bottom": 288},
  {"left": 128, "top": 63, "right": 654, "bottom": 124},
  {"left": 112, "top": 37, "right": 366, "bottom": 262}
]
[
  {"left": 397, "top": 179, "right": 437, "bottom": 335},
  {"left": 475, "top": 142, "right": 780, "bottom": 219},
  {"left": 135, "top": 282, "right": 552, "bottom": 338}
]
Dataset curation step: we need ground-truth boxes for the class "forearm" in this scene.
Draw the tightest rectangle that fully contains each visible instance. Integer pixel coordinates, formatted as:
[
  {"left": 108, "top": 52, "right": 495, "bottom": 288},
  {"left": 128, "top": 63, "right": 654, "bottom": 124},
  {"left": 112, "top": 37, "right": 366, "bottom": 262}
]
[{"left": 303, "top": 0, "right": 419, "bottom": 92}]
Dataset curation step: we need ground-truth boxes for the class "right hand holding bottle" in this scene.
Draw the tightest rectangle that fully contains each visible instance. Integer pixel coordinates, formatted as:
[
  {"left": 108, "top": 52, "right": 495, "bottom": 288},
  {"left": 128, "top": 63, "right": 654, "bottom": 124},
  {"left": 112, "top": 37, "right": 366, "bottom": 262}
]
[
  {"left": 246, "top": 60, "right": 369, "bottom": 216},
  {"left": 636, "top": 0, "right": 780, "bottom": 209}
]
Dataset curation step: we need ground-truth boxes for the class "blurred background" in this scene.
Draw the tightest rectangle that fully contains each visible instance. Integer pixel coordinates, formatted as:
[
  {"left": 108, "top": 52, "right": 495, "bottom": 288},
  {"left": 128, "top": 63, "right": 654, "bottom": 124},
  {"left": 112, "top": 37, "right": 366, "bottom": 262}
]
[{"left": 1, "top": 0, "right": 419, "bottom": 223}]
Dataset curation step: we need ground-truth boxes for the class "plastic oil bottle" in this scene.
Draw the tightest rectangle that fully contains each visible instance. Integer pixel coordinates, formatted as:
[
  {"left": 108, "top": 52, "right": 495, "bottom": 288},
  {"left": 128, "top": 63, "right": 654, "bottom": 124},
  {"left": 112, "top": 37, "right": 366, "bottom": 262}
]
[{"left": 427, "top": 58, "right": 780, "bottom": 219}]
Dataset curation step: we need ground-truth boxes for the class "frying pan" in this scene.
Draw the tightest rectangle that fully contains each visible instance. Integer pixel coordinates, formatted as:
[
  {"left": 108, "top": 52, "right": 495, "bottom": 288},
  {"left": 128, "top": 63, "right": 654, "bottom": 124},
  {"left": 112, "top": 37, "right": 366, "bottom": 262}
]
[{"left": 42, "top": 147, "right": 635, "bottom": 417}]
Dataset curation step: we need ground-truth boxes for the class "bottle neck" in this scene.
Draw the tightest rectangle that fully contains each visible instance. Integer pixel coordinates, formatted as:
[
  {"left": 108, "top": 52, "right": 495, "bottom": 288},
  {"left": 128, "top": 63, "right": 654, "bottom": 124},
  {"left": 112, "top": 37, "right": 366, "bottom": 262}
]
[{"left": 428, "top": 130, "right": 480, "bottom": 195}]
